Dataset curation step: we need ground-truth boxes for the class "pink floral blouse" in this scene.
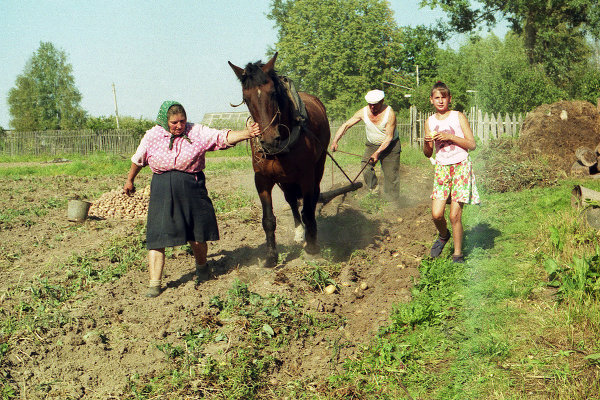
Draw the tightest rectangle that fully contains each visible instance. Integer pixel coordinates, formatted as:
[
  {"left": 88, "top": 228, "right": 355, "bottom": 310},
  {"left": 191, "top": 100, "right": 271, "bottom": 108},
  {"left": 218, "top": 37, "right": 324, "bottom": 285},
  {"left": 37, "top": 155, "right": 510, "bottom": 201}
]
[{"left": 131, "top": 123, "right": 231, "bottom": 174}]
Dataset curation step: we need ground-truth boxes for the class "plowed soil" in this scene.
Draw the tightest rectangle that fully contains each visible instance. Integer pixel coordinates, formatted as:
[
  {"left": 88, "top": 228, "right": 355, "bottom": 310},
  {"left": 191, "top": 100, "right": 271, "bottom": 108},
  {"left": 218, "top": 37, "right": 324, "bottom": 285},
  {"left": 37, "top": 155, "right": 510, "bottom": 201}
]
[{"left": 0, "top": 160, "right": 436, "bottom": 398}]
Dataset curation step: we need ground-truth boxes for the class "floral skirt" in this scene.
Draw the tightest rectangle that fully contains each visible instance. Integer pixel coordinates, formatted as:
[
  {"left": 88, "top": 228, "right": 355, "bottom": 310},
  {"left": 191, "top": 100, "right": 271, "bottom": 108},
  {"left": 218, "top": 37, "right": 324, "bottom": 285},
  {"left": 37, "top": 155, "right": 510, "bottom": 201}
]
[{"left": 431, "top": 158, "right": 480, "bottom": 205}]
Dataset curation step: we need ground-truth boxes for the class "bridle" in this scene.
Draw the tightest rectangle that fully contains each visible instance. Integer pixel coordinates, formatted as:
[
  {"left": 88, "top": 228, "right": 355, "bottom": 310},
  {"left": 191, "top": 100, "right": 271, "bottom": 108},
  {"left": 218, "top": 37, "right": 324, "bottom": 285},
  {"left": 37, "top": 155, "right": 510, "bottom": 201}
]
[{"left": 234, "top": 97, "right": 293, "bottom": 158}]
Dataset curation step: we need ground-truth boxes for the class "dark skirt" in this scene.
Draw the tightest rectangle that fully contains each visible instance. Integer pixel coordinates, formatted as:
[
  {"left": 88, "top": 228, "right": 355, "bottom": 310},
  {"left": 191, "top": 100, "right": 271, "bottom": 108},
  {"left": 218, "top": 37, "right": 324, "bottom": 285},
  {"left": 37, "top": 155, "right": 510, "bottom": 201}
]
[{"left": 146, "top": 170, "right": 219, "bottom": 250}]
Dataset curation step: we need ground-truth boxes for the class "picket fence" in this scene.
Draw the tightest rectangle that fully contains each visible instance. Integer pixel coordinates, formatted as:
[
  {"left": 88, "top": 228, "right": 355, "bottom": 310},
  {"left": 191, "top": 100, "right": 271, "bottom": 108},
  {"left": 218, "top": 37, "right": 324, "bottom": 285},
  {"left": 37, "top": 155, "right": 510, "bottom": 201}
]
[
  {"left": 0, "top": 129, "right": 139, "bottom": 157},
  {"left": 410, "top": 106, "right": 524, "bottom": 147},
  {"left": 0, "top": 108, "right": 523, "bottom": 156}
]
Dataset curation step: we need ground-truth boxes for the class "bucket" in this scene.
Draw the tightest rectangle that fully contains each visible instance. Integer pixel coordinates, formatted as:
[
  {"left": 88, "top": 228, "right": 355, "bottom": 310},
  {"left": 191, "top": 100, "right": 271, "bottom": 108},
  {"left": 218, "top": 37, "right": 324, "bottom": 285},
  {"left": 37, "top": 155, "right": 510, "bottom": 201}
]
[
  {"left": 586, "top": 207, "right": 600, "bottom": 230},
  {"left": 67, "top": 200, "right": 91, "bottom": 222}
]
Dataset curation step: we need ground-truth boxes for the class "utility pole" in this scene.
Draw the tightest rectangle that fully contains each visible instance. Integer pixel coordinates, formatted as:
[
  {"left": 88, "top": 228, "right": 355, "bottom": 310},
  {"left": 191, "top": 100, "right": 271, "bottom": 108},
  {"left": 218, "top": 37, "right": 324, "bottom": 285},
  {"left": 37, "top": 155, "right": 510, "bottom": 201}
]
[
  {"left": 112, "top": 83, "right": 120, "bottom": 129},
  {"left": 416, "top": 65, "right": 419, "bottom": 87}
]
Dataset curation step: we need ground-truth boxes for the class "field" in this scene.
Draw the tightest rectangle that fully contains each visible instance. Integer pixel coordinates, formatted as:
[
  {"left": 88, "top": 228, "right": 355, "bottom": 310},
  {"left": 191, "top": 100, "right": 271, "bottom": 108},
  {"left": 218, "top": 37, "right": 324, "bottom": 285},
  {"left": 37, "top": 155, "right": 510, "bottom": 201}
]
[{"left": 1, "top": 139, "right": 599, "bottom": 399}]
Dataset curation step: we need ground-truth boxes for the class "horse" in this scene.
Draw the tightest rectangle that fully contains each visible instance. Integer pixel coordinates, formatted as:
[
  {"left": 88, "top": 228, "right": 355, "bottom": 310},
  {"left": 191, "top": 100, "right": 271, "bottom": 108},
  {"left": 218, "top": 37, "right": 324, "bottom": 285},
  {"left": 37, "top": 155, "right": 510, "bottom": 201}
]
[{"left": 229, "top": 52, "right": 331, "bottom": 268}]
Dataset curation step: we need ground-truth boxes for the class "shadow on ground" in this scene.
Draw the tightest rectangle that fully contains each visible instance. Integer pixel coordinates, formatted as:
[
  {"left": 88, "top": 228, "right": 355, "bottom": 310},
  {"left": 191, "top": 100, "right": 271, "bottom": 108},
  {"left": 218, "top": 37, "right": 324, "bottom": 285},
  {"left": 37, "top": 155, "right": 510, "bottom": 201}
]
[{"left": 464, "top": 222, "right": 502, "bottom": 254}]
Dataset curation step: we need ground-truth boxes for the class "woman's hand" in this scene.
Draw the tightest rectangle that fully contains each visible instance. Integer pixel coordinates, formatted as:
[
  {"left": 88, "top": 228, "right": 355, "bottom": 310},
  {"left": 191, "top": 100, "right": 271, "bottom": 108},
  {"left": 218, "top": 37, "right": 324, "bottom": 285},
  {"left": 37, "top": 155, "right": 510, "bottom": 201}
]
[
  {"left": 124, "top": 163, "right": 143, "bottom": 196},
  {"left": 247, "top": 122, "right": 261, "bottom": 138},
  {"left": 226, "top": 123, "right": 262, "bottom": 145},
  {"left": 123, "top": 180, "right": 136, "bottom": 196}
]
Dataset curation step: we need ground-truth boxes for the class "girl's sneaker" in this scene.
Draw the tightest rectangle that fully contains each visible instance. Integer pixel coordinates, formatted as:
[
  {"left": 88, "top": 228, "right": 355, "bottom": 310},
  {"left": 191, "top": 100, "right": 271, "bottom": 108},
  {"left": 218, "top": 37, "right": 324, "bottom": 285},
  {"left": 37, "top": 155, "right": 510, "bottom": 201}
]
[{"left": 430, "top": 233, "right": 451, "bottom": 258}]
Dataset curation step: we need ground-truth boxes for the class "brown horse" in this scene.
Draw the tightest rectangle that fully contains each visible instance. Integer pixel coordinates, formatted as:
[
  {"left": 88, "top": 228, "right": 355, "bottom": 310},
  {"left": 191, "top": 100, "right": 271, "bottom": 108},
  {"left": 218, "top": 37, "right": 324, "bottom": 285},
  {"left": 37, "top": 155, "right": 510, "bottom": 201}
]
[{"left": 229, "top": 53, "right": 330, "bottom": 268}]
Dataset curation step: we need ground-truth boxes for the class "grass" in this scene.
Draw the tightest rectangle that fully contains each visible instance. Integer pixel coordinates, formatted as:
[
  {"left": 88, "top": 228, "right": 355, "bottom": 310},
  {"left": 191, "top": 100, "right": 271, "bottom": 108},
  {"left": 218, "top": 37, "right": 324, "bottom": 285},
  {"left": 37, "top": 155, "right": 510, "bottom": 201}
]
[
  {"left": 315, "top": 178, "right": 600, "bottom": 399},
  {"left": 0, "top": 196, "right": 64, "bottom": 230},
  {"left": 0, "top": 223, "right": 146, "bottom": 337},
  {"left": 2, "top": 148, "right": 600, "bottom": 398}
]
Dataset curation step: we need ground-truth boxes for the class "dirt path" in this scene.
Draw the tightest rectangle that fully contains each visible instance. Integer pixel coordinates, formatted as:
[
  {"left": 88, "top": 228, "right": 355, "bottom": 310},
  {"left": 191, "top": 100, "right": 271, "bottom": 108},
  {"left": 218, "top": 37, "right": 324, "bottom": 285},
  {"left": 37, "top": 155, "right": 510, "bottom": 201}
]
[{"left": 0, "top": 163, "right": 435, "bottom": 398}]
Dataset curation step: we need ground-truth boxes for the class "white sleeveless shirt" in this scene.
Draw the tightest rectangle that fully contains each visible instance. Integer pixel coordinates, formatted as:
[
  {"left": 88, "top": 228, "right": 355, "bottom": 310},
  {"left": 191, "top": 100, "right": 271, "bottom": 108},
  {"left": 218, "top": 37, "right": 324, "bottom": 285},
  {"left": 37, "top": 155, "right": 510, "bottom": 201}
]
[
  {"left": 363, "top": 106, "right": 398, "bottom": 145},
  {"left": 427, "top": 111, "right": 469, "bottom": 165}
]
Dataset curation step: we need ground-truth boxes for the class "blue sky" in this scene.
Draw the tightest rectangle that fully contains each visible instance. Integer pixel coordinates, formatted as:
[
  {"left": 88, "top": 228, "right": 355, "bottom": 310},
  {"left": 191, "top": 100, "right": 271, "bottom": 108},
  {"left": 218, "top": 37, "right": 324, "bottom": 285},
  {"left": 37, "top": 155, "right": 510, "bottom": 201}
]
[{"left": 0, "top": 1, "right": 504, "bottom": 128}]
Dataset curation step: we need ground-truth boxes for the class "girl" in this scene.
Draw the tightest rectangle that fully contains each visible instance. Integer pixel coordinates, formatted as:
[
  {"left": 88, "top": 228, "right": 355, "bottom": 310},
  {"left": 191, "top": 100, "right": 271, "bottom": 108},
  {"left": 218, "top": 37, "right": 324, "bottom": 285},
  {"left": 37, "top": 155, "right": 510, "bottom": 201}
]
[{"left": 423, "top": 82, "right": 480, "bottom": 263}]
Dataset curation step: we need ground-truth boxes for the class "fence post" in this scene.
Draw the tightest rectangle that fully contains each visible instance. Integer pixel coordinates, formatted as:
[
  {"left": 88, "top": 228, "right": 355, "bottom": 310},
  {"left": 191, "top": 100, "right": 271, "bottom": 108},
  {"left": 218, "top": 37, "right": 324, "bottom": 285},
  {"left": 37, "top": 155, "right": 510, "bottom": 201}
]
[
  {"left": 410, "top": 106, "right": 416, "bottom": 147},
  {"left": 504, "top": 114, "right": 511, "bottom": 137}
]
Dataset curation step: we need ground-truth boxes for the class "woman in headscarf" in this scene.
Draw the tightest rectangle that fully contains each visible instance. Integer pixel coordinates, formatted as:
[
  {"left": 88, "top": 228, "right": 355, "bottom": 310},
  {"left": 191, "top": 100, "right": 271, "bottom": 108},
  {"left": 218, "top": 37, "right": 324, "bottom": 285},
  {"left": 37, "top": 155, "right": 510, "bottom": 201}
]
[{"left": 124, "top": 101, "right": 261, "bottom": 297}]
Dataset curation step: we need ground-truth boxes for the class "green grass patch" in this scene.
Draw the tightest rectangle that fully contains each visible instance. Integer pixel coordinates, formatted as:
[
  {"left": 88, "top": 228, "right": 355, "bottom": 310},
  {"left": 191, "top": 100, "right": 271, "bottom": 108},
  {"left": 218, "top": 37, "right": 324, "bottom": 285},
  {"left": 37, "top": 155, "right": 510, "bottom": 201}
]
[
  {"left": 0, "top": 196, "right": 64, "bottom": 230},
  {"left": 0, "top": 153, "right": 135, "bottom": 177},
  {"left": 210, "top": 188, "right": 255, "bottom": 214},
  {"left": 317, "top": 179, "right": 600, "bottom": 398}
]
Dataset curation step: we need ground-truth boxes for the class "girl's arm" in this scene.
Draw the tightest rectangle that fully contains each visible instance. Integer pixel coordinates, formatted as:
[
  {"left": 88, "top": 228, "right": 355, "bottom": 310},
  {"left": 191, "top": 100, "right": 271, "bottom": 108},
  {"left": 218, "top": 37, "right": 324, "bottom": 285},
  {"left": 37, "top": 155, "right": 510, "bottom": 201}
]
[
  {"left": 423, "top": 123, "right": 434, "bottom": 158},
  {"left": 431, "top": 112, "right": 476, "bottom": 150},
  {"left": 458, "top": 112, "right": 476, "bottom": 150}
]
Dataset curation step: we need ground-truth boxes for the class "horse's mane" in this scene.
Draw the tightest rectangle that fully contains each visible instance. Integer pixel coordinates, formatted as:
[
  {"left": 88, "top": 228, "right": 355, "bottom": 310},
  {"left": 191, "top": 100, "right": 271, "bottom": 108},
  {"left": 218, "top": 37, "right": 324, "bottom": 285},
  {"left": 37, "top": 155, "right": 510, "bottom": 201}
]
[{"left": 240, "top": 62, "right": 282, "bottom": 93}]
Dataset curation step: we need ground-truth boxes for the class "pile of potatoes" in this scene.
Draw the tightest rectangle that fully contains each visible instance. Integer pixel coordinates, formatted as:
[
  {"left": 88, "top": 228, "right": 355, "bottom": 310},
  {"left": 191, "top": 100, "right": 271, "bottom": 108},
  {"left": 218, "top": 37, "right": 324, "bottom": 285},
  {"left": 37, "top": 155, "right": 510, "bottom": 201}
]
[{"left": 88, "top": 185, "right": 150, "bottom": 220}]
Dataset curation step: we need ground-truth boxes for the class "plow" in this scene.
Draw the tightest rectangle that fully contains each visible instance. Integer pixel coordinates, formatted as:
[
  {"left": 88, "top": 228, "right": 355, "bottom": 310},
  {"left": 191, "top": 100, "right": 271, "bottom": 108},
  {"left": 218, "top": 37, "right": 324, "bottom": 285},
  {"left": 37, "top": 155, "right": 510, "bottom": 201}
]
[{"left": 317, "top": 150, "right": 369, "bottom": 205}]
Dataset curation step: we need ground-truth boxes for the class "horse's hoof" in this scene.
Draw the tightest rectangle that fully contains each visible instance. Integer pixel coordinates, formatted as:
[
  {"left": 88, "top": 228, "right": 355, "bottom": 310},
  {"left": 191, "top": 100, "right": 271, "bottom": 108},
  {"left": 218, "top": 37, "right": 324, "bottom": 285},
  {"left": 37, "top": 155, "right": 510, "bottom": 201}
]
[
  {"left": 262, "top": 256, "right": 278, "bottom": 268},
  {"left": 294, "top": 225, "right": 305, "bottom": 243},
  {"left": 303, "top": 242, "right": 320, "bottom": 255}
]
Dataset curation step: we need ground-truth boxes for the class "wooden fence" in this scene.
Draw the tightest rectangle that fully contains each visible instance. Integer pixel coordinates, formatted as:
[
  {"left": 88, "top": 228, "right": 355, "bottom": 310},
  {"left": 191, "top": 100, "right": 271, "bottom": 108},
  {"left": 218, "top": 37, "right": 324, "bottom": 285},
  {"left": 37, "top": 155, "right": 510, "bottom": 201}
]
[
  {"left": 0, "top": 129, "right": 139, "bottom": 156},
  {"left": 410, "top": 106, "right": 524, "bottom": 147},
  {"left": 0, "top": 108, "right": 523, "bottom": 156}
]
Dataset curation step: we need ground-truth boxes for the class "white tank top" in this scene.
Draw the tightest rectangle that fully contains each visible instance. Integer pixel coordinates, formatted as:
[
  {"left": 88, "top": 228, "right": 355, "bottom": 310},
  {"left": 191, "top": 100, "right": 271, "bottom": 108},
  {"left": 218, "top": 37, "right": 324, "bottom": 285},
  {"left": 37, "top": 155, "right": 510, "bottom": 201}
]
[
  {"left": 364, "top": 106, "right": 398, "bottom": 145},
  {"left": 427, "top": 111, "right": 469, "bottom": 165}
]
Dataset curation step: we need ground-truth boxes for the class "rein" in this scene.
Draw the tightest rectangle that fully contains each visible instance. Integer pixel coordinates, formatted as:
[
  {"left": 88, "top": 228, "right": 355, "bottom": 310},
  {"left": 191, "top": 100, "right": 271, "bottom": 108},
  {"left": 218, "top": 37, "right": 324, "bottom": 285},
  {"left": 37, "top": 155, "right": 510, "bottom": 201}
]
[{"left": 247, "top": 102, "right": 297, "bottom": 158}]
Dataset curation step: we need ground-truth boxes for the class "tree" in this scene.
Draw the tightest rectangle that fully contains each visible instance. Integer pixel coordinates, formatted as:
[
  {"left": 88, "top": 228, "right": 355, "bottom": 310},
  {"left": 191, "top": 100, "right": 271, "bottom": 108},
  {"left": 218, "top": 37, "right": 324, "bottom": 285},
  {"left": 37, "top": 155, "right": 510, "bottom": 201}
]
[
  {"left": 8, "top": 42, "right": 86, "bottom": 131},
  {"left": 86, "top": 115, "right": 155, "bottom": 137},
  {"left": 385, "top": 25, "right": 441, "bottom": 111},
  {"left": 420, "top": 0, "right": 600, "bottom": 86},
  {"left": 410, "top": 33, "right": 566, "bottom": 114},
  {"left": 268, "top": 0, "right": 405, "bottom": 119}
]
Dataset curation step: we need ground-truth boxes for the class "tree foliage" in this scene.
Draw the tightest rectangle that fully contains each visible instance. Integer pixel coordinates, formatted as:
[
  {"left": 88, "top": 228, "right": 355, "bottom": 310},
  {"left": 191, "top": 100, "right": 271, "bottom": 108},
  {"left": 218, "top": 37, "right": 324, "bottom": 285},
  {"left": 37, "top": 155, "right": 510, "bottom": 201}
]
[
  {"left": 8, "top": 42, "right": 86, "bottom": 131},
  {"left": 268, "top": 0, "right": 407, "bottom": 119},
  {"left": 411, "top": 34, "right": 566, "bottom": 114},
  {"left": 86, "top": 115, "right": 155, "bottom": 137},
  {"left": 384, "top": 25, "right": 441, "bottom": 113},
  {"left": 420, "top": 0, "right": 600, "bottom": 87}
]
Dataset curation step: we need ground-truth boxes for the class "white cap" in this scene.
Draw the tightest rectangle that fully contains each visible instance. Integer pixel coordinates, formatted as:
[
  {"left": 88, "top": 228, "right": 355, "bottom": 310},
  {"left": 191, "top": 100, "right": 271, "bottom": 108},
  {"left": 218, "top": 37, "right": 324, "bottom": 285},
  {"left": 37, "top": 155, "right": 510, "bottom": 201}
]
[{"left": 365, "top": 89, "right": 384, "bottom": 104}]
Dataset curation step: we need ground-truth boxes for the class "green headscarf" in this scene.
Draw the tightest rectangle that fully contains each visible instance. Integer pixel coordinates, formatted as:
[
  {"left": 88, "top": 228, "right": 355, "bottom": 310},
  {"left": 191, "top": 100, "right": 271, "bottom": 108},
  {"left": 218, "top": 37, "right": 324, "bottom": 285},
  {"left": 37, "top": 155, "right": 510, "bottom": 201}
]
[
  {"left": 156, "top": 101, "right": 192, "bottom": 150},
  {"left": 156, "top": 100, "right": 182, "bottom": 130}
]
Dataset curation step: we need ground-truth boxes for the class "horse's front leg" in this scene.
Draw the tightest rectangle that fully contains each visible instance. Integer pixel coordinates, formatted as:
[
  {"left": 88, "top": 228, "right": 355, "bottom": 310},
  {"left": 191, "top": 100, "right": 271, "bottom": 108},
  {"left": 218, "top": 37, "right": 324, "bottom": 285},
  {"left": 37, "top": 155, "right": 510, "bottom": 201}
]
[
  {"left": 301, "top": 187, "right": 320, "bottom": 255},
  {"left": 281, "top": 184, "right": 304, "bottom": 243},
  {"left": 255, "top": 174, "right": 278, "bottom": 267}
]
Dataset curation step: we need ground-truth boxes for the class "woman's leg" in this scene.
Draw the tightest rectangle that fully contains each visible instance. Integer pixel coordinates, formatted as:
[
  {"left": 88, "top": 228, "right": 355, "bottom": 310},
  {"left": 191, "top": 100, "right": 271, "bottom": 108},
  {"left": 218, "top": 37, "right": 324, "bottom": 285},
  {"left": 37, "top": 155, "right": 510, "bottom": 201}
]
[
  {"left": 448, "top": 201, "right": 465, "bottom": 256},
  {"left": 148, "top": 249, "right": 166, "bottom": 281},
  {"left": 146, "top": 248, "right": 165, "bottom": 297},
  {"left": 189, "top": 241, "right": 208, "bottom": 265},
  {"left": 189, "top": 241, "right": 209, "bottom": 281}
]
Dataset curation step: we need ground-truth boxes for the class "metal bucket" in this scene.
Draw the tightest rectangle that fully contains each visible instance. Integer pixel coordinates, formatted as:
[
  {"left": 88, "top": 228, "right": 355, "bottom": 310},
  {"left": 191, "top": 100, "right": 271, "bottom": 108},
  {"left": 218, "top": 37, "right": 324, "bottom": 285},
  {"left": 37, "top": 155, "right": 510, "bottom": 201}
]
[{"left": 67, "top": 200, "right": 91, "bottom": 222}]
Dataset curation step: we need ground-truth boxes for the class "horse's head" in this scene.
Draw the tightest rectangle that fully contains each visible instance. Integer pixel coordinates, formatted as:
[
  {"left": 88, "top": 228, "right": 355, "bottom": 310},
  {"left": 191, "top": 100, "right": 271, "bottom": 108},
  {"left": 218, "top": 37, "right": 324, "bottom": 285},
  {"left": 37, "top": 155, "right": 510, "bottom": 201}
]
[{"left": 229, "top": 52, "right": 290, "bottom": 152}]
